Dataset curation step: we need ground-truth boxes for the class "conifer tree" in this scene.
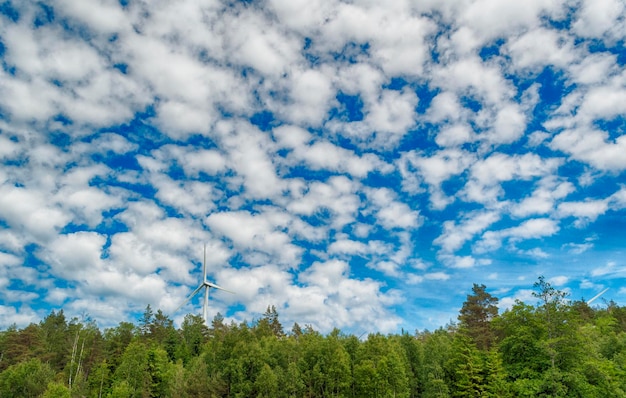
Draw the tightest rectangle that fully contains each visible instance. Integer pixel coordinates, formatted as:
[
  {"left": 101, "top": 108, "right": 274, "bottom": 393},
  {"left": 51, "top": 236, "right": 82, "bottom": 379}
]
[{"left": 458, "top": 284, "right": 499, "bottom": 350}]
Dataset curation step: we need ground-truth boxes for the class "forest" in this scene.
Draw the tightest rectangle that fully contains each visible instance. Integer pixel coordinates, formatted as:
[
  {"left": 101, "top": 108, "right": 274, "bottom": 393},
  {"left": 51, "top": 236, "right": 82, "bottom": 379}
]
[{"left": 1, "top": 277, "right": 626, "bottom": 398}]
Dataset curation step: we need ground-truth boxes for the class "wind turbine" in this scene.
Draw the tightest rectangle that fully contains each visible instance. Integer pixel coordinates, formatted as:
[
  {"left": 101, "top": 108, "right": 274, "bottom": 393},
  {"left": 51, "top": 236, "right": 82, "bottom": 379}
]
[{"left": 174, "top": 245, "right": 234, "bottom": 325}]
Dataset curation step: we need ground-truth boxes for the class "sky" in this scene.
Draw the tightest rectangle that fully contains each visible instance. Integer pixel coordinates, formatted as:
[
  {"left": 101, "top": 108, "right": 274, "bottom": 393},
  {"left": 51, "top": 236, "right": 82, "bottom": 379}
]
[{"left": 0, "top": 0, "right": 625, "bottom": 334}]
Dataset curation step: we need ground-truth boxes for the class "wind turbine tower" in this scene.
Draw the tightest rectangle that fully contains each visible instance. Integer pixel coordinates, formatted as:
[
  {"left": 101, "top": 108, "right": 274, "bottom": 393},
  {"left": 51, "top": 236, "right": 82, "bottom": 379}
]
[{"left": 174, "top": 245, "right": 234, "bottom": 325}]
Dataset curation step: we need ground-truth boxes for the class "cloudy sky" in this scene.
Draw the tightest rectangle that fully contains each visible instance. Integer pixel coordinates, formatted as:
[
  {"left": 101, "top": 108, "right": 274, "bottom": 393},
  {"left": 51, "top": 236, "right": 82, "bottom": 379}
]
[{"left": 1, "top": 0, "right": 625, "bottom": 333}]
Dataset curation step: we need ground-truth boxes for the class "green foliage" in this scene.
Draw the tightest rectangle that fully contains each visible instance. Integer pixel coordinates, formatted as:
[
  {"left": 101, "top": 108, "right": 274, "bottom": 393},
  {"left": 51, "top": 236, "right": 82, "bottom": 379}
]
[
  {"left": 179, "top": 314, "right": 208, "bottom": 361},
  {"left": 447, "top": 333, "right": 484, "bottom": 397},
  {"left": 40, "top": 310, "right": 69, "bottom": 371},
  {"left": 42, "top": 382, "right": 71, "bottom": 398},
  {"left": 112, "top": 340, "right": 150, "bottom": 397},
  {"left": 256, "top": 305, "right": 284, "bottom": 338},
  {"left": 0, "top": 357, "right": 55, "bottom": 398},
  {"left": 3, "top": 277, "right": 626, "bottom": 398},
  {"left": 255, "top": 363, "right": 279, "bottom": 397},
  {"left": 87, "top": 359, "right": 112, "bottom": 398},
  {"left": 0, "top": 323, "right": 45, "bottom": 371},
  {"left": 458, "top": 284, "right": 499, "bottom": 350}
]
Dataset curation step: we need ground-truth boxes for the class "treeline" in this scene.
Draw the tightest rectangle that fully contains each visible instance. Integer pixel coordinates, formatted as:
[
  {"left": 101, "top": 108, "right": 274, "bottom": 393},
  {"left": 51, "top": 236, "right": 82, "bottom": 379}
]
[{"left": 2, "top": 277, "right": 626, "bottom": 397}]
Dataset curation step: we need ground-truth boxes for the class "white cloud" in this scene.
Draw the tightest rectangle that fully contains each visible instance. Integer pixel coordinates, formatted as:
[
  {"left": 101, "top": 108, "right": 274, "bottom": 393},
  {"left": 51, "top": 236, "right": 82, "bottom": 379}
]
[
  {"left": 591, "top": 261, "right": 625, "bottom": 278},
  {"left": 507, "top": 28, "right": 576, "bottom": 70},
  {"left": 568, "top": 53, "right": 618, "bottom": 85},
  {"left": 508, "top": 218, "right": 560, "bottom": 240},
  {"left": 287, "top": 176, "right": 361, "bottom": 229},
  {"left": 366, "top": 187, "right": 421, "bottom": 230},
  {"left": 274, "top": 125, "right": 390, "bottom": 178},
  {"left": 609, "top": 187, "right": 626, "bottom": 209},
  {"left": 499, "top": 289, "right": 536, "bottom": 310},
  {"left": 151, "top": 176, "right": 219, "bottom": 217},
  {"left": 216, "top": 120, "right": 285, "bottom": 199},
  {"left": 459, "top": 0, "right": 564, "bottom": 43},
  {"left": 433, "top": 57, "right": 514, "bottom": 106},
  {"left": 399, "top": 148, "right": 474, "bottom": 209},
  {"left": 328, "top": 238, "right": 369, "bottom": 256},
  {"left": 487, "top": 103, "right": 527, "bottom": 144},
  {"left": 359, "top": 88, "right": 419, "bottom": 147},
  {"left": 425, "top": 272, "right": 451, "bottom": 281},
  {"left": 216, "top": 260, "right": 402, "bottom": 333},
  {"left": 435, "top": 124, "right": 475, "bottom": 147},
  {"left": 557, "top": 199, "right": 609, "bottom": 226},
  {"left": 511, "top": 176, "right": 575, "bottom": 218},
  {"left": 573, "top": 0, "right": 625, "bottom": 39},
  {"left": 297, "top": 260, "right": 402, "bottom": 332},
  {"left": 549, "top": 276, "right": 568, "bottom": 286},
  {"left": 268, "top": 0, "right": 332, "bottom": 32},
  {"left": 475, "top": 218, "right": 559, "bottom": 253},
  {"left": 0, "top": 305, "right": 39, "bottom": 329},
  {"left": 206, "top": 210, "right": 302, "bottom": 268},
  {"left": 435, "top": 210, "right": 501, "bottom": 253},
  {"left": 55, "top": 0, "right": 130, "bottom": 34},
  {"left": 153, "top": 100, "right": 217, "bottom": 137},
  {"left": 564, "top": 242, "right": 594, "bottom": 254},
  {"left": 427, "top": 91, "right": 466, "bottom": 124},
  {"left": 281, "top": 68, "right": 335, "bottom": 126},
  {"left": 43, "top": 232, "right": 106, "bottom": 280},
  {"left": 227, "top": 12, "right": 301, "bottom": 76},
  {"left": 463, "top": 153, "right": 562, "bottom": 204},
  {"left": 0, "top": 134, "right": 22, "bottom": 160},
  {"left": 0, "top": 185, "right": 70, "bottom": 241},
  {"left": 550, "top": 128, "right": 626, "bottom": 171},
  {"left": 578, "top": 86, "right": 626, "bottom": 123}
]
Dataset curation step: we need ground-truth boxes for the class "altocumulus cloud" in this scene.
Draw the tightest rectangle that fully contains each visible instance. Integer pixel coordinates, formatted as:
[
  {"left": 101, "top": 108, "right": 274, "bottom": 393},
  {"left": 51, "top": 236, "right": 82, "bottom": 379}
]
[{"left": 0, "top": 0, "right": 625, "bottom": 333}]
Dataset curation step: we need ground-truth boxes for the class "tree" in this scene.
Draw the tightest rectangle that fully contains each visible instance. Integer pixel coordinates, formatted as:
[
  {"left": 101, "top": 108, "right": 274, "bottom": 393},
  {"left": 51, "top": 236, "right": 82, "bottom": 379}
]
[
  {"left": 284, "top": 361, "right": 306, "bottom": 397},
  {"left": 458, "top": 284, "right": 499, "bottom": 350},
  {"left": 0, "top": 323, "right": 45, "bottom": 370},
  {"left": 66, "top": 317, "right": 104, "bottom": 396},
  {"left": 493, "top": 301, "right": 550, "bottom": 380},
  {"left": 40, "top": 310, "right": 69, "bottom": 372},
  {"left": 211, "top": 312, "right": 228, "bottom": 339},
  {"left": 179, "top": 314, "right": 208, "bottom": 361},
  {"left": 419, "top": 329, "right": 454, "bottom": 397},
  {"left": 447, "top": 333, "right": 484, "bottom": 397},
  {"left": 104, "top": 321, "right": 135, "bottom": 369},
  {"left": 42, "top": 382, "right": 71, "bottom": 398},
  {"left": 0, "top": 358, "right": 55, "bottom": 398},
  {"left": 87, "top": 359, "right": 112, "bottom": 398},
  {"left": 183, "top": 355, "right": 212, "bottom": 398},
  {"left": 483, "top": 349, "right": 511, "bottom": 397},
  {"left": 533, "top": 276, "right": 584, "bottom": 374},
  {"left": 255, "top": 363, "right": 279, "bottom": 397},
  {"left": 397, "top": 332, "right": 422, "bottom": 398},
  {"left": 354, "top": 333, "right": 410, "bottom": 398},
  {"left": 320, "top": 330, "right": 352, "bottom": 397},
  {"left": 140, "top": 305, "right": 154, "bottom": 337},
  {"left": 257, "top": 305, "right": 284, "bottom": 338},
  {"left": 112, "top": 341, "right": 150, "bottom": 397},
  {"left": 147, "top": 346, "right": 173, "bottom": 397}
]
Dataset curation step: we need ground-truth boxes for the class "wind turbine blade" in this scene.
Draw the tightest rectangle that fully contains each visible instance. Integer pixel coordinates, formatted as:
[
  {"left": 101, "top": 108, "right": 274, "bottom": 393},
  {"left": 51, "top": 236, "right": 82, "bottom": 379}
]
[
  {"left": 203, "top": 244, "right": 207, "bottom": 282},
  {"left": 587, "top": 287, "right": 609, "bottom": 304},
  {"left": 206, "top": 281, "right": 235, "bottom": 294},
  {"left": 173, "top": 284, "right": 204, "bottom": 314}
]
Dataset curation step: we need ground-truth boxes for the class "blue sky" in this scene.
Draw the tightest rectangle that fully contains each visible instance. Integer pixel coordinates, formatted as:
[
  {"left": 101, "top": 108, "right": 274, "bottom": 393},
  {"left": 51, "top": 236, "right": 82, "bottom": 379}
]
[{"left": 0, "top": 0, "right": 625, "bottom": 334}]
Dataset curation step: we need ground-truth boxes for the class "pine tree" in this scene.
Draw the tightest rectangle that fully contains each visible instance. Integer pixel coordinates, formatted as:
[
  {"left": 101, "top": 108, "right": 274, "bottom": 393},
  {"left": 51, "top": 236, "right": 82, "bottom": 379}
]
[{"left": 458, "top": 284, "right": 499, "bottom": 350}]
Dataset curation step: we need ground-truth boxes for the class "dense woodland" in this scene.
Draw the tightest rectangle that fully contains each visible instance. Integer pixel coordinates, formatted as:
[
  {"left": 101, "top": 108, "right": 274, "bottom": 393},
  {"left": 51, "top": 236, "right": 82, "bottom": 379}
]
[{"left": 2, "top": 277, "right": 626, "bottom": 397}]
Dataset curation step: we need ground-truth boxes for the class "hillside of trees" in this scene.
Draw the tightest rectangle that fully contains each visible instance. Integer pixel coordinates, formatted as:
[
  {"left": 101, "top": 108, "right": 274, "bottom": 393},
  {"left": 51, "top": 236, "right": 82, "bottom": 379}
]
[{"left": 2, "top": 277, "right": 626, "bottom": 397}]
